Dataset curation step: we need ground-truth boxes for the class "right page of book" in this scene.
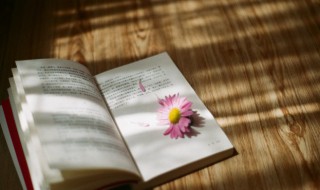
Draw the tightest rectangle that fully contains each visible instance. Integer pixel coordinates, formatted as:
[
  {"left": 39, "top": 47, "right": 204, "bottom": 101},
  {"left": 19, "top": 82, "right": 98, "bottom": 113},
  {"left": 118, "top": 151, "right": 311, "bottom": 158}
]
[{"left": 95, "top": 52, "right": 234, "bottom": 182}]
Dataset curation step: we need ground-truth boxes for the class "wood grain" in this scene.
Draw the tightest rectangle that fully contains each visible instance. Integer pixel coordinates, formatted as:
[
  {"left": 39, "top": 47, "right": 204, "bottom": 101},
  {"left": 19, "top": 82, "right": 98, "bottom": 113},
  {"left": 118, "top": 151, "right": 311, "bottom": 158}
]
[{"left": 0, "top": 0, "right": 319, "bottom": 189}]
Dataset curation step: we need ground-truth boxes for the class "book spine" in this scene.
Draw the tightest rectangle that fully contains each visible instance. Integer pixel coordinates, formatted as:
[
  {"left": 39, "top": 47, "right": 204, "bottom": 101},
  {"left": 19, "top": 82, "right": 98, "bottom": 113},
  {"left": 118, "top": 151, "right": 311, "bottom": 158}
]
[{"left": 2, "top": 99, "right": 34, "bottom": 190}]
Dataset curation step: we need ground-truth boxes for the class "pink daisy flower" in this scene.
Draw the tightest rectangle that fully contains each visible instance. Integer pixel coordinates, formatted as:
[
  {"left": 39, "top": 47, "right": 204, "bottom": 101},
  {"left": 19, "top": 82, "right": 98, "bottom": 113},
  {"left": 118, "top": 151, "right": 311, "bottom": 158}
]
[{"left": 158, "top": 94, "right": 193, "bottom": 139}]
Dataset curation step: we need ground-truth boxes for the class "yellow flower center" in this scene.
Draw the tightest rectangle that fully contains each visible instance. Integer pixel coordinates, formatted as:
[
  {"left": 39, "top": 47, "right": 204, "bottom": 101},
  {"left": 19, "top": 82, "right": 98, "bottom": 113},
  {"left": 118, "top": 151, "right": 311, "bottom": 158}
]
[{"left": 169, "top": 108, "right": 181, "bottom": 124}]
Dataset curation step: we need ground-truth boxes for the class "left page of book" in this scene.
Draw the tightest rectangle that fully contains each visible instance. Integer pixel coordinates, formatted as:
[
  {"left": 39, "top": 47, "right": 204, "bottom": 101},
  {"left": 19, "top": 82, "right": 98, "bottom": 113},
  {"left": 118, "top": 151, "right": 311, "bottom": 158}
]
[{"left": 13, "top": 59, "right": 140, "bottom": 187}]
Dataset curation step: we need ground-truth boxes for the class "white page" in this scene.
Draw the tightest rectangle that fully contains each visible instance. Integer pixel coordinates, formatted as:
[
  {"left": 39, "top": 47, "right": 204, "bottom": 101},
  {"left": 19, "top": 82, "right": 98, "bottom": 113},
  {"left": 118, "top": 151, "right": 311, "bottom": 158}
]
[
  {"left": 11, "top": 70, "right": 63, "bottom": 187},
  {"left": 15, "top": 59, "right": 139, "bottom": 175},
  {"left": 8, "top": 87, "right": 49, "bottom": 190},
  {"left": 10, "top": 73, "right": 66, "bottom": 188},
  {"left": 95, "top": 52, "right": 234, "bottom": 181}
]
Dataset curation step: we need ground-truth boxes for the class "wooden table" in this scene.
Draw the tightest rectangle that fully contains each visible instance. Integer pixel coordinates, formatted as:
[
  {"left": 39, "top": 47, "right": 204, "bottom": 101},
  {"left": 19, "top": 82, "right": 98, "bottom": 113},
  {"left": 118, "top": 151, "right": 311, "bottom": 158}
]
[{"left": 1, "top": 0, "right": 319, "bottom": 189}]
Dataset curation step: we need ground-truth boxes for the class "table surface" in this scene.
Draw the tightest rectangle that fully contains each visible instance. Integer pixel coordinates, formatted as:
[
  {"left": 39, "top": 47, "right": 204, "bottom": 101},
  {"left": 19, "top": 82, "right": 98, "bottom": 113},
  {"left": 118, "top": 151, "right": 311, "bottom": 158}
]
[{"left": 0, "top": 0, "right": 319, "bottom": 189}]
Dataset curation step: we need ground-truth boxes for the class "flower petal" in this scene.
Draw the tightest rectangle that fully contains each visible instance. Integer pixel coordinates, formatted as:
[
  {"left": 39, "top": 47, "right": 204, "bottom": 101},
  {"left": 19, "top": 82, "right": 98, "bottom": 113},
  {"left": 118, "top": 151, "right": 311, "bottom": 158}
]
[
  {"left": 170, "top": 125, "right": 177, "bottom": 138},
  {"left": 179, "top": 117, "right": 191, "bottom": 127},
  {"left": 180, "top": 102, "right": 192, "bottom": 112},
  {"left": 173, "top": 124, "right": 183, "bottom": 138},
  {"left": 163, "top": 124, "right": 174, "bottom": 135},
  {"left": 138, "top": 79, "right": 146, "bottom": 92},
  {"left": 181, "top": 110, "right": 193, "bottom": 117}
]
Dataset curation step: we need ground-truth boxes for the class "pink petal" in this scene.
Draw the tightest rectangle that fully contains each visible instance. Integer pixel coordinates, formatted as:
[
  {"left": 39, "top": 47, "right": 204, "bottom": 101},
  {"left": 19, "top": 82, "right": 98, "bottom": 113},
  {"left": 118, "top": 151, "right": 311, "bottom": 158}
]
[
  {"left": 179, "top": 117, "right": 191, "bottom": 127},
  {"left": 158, "top": 98, "right": 165, "bottom": 106},
  {"left": 180, "top": 124, "right": 187, "bottom": 132},
  {"left": 170, "top": 126, "right": 177, "bottom": 138},
  {"left": 173, "top": 125, "right": 182, "bottom": 138},
  {"left": 181, "top": 110, "right": 193, "bottom": 117},
  {"left": 163, "top": 124, "right": 174, "bottom": 135},
  {"left": 138, "top": 79, "right": 146, "bottom": 92},
  {"left": 180, "top": 102, "right": 192, "bottom": 112},
  {"left": 168, "top": 96, "right": 173, "bottom": 106},
  {"left": 175, "top": 126, "right": 184, "bottom": 138},
  {"left": 163, "top": 99, "right": 171, "bottom": 107}
]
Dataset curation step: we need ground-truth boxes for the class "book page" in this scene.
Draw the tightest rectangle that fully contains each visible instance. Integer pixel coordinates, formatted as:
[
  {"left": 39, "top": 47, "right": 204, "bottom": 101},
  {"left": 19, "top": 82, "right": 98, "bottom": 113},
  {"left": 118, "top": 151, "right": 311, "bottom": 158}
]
[
  {"left": 15, "top": 59, "right": 139, "bottom": 177},
  {"left": 95, "top": 52, "right": 234, "bottom": 182},
  {"left": 8, "top": 82, "right": 54, "bottom": 190}
]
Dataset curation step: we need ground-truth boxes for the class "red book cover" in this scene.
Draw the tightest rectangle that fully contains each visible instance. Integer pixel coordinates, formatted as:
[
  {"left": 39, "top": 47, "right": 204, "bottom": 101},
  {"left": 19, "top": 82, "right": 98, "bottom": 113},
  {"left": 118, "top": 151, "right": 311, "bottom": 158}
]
[{"left": 2, "top": 99, "right": 34, "bottom": 190}]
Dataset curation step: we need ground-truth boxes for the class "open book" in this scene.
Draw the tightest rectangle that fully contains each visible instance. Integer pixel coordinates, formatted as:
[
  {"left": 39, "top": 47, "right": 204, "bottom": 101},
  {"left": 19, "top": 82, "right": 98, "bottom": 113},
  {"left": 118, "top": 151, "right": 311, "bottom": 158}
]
[{"left": 0, "top": 52, "right": 234, "bottom": 190}]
